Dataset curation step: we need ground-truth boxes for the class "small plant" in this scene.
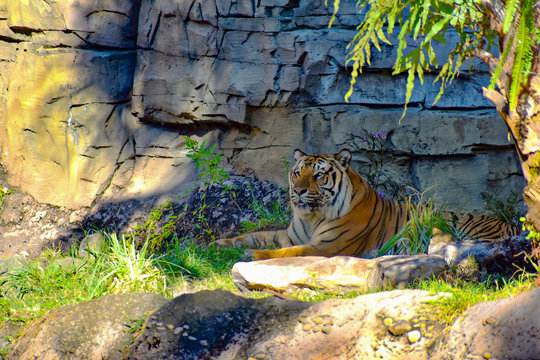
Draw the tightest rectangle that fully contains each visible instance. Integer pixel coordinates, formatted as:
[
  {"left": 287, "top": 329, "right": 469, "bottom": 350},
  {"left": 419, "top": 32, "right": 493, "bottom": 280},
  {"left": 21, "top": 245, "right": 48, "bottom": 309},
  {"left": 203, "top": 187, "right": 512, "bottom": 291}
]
[
  {"left": 128, "top": 200, "right": 177, "bottom": 253},
  {"left": 180, "top": 136, "right": 236, "bottom": 242},
  {"left": 355, "top": 128, "right": 403, "bottom": 199},
  {"left": 96, "top": 233, "right": 171, "bottom": 295},
  {"left": 183, "top": 136, "right": 231, "bottom": 193},
  {"left": 0, "top": 186, "right": 14, "bottom": 208},
  {"left": 482, "top": 191, "right": 523, "bottom": 227}
]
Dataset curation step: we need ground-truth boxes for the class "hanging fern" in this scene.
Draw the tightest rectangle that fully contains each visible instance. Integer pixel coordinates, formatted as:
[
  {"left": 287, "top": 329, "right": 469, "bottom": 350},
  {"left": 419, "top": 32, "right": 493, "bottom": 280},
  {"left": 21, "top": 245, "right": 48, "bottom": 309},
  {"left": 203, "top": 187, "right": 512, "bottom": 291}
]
[
  {"left": 488, "top": 32, "right": 515, "bottom": 91},
  {"left": 327, "top": 0, "right": 539, "bottom": 115},
  {"left": 509, "top": 0, "right": 535, "bottom": 111},
  {"left": 503, "top": 0, "right": 520, "bottom": 33}
]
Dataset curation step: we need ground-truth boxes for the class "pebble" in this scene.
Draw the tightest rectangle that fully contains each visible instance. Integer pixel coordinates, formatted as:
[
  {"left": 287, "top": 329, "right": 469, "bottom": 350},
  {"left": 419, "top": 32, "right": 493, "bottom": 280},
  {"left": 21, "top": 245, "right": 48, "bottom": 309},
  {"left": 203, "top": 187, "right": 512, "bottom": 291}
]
[
  {"left": 322, "top": 324, "right": 332, "bottom": 334},
  {"left": 388, "top": 320, "right": 413, "bottom": 336},
  {"left": 173, "top": 327, "right": 183, "bottom": 335},
  {"left": 407, "top": 330, "right": 421, "bottom": 343}
]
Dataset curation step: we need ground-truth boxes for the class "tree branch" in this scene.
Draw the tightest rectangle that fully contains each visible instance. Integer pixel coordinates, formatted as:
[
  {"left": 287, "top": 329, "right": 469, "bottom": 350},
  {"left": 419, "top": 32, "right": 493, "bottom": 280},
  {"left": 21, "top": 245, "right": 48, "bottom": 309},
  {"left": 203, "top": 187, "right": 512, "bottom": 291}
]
[
  {"left": 472, "top": 49, "right": 498, "bottom": 72},
  {"left": 481, "top": 0, "right": 505, "bottom": 34}
]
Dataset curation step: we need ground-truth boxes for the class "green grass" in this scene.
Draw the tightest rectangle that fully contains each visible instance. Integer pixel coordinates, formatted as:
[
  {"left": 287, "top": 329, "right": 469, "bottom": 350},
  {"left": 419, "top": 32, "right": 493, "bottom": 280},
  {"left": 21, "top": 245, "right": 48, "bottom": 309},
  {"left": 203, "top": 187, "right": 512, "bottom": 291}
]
[
  {"left": 0, "top": 233, "right": 247, "bottom": 326},
  {"left": 241, "top": 197, "right": 290, "bottom": 233},
  {"left": 482, "top": 191, "right": 524, "bottom": 227},
  {"left": 411, "top": 270, "right": 536, "bottom": 326},
  {"left": 378, "top": 189, "right": 457, "bottom": 256}
]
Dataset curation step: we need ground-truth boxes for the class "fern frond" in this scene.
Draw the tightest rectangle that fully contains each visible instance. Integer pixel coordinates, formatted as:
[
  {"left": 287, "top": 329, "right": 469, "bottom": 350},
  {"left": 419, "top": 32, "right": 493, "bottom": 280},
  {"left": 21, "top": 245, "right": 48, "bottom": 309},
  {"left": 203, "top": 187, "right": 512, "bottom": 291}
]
[
  {"left": 503, "top": 0, "right": 520, "bottom": 33},
  {"left": 327, "top": 0, "right": 341, "bottom": 28},
  {"left": 488, "top": 32, "right": 515, "bottom": 90},
  {"left": 509, "top": 0, "right": 535, "bottom": 110},
  {"left": 400, "top": 63, "right": 417, "bottom": 122}
]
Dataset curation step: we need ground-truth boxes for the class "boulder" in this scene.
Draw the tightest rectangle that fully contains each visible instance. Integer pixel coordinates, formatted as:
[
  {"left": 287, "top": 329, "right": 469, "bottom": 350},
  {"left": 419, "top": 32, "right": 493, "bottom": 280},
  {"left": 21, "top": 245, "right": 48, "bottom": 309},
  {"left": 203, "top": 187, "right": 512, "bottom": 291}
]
[
  {"left": 125, "top": 289, "right": 448, "bottom": 360},
  {"left": 7, "top": 287, "right": 540, "bottom": 359},
  {"left": 231, "top": 254, "right": 449, "bottom": 295},
  {"left": 232, "top": 256, "right": 385, "bottom": 294},
  {"left": 377, "top": 254, "right": 449, "bottom": 288},
  {"left": 7, "top": 293, "right": 168, "bottom": 360},
  {"left": 433, "top": 287, "right": 540, "bottom": 359},
  {"left": 429, "top": 231, "right": 533, "bottom": 274}
]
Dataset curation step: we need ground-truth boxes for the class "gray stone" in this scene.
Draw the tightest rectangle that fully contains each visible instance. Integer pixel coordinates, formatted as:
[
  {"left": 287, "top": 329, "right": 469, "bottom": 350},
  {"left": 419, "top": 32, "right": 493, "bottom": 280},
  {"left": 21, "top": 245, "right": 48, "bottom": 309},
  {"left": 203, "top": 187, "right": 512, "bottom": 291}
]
[
  {"left": 428, "top": 232, "right": 533, "bottom": 274},
  {"left": 231, "top": 254, "right": 449, "bottom": 295},
  {"left": 232, "top": 256, "right": 385, "bottom": 294},
  {"left": 7, "top": 293, "right": 168, "bottom": 360},
  {"left": 376, "top": 255, "right": 449, "bottom": 288}
]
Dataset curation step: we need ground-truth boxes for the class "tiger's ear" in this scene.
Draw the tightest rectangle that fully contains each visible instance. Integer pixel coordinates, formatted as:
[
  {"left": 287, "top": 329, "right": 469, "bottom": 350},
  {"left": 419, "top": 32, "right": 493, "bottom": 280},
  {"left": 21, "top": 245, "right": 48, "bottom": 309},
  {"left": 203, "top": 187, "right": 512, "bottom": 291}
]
[
  {"left": 335, "top": 149, "right": 352, "bottom": 168},
  {"left": 293, "top": 149, "right": 307, "bottom": 161}
]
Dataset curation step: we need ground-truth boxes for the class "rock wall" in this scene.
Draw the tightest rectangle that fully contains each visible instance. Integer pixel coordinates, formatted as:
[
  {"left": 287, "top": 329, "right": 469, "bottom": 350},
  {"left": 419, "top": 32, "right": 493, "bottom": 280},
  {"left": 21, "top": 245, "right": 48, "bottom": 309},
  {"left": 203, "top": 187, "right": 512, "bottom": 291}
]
[{"left": 0, "top": 0, "right": 525, "bottom": 211}]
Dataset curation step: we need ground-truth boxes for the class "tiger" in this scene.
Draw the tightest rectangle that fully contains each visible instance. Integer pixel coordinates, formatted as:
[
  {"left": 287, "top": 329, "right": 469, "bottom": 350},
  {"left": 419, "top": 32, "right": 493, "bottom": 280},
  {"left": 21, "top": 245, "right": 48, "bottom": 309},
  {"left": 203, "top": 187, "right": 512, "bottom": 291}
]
[{"left": 215, "top": 149, "right": 521, "bottom": 260}]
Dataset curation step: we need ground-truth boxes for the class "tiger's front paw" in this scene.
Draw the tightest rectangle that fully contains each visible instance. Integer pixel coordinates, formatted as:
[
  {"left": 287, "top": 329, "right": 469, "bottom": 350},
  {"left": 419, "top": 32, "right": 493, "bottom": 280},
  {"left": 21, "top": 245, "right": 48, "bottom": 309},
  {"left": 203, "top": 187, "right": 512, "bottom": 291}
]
[
  {"left": 214, "top": 237, "right": 246, "bottom": 248},
  {"left": 214, "top": 238, "right": 235, "bottom": 248}
]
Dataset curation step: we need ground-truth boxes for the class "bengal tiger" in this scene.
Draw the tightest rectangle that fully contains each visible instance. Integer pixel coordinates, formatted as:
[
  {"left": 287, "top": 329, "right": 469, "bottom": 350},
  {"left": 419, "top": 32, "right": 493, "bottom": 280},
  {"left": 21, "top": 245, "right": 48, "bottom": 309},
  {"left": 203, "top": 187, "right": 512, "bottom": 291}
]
[{"left": 215, "top": 149, "right": 521, "bottom": 260}]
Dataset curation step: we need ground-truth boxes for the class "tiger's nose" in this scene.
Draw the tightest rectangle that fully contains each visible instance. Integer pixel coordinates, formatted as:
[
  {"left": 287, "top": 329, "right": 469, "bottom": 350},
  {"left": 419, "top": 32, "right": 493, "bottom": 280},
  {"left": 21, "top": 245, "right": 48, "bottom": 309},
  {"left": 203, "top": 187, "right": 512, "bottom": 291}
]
[{"left": 294, "top": 187, "right": 307, "bottom": 196}]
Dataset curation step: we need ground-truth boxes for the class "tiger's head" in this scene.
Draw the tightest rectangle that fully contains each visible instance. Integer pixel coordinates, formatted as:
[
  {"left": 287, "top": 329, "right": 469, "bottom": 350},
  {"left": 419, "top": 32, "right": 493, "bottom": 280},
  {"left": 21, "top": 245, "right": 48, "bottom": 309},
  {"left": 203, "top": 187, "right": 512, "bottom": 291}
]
[{"left": 289, "top": 149, "right": 354, "bottom": 219}]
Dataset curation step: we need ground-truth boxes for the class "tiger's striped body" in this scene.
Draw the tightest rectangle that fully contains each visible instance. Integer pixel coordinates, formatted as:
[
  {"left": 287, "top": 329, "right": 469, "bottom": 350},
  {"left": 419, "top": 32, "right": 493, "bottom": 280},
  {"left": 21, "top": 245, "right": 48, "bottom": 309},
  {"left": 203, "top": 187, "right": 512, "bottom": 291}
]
[{"left": 216, "top": 149, "right": 521, "bottom": 260}]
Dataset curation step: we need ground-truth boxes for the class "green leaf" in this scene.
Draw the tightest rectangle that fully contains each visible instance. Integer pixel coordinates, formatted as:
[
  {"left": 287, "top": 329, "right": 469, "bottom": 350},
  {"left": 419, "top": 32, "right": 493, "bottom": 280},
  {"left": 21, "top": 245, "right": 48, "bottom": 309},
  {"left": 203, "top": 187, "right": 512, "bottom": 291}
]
[
  {"left": 376, "top": 25, "right": 392, "bottom": 46},
  {"left": 509, "top": 1, "right": 535, "bottom": 110},
  {"left": 503, "top": 0, "right": 520, "bottom": 33},
  {"left": 424, "top": 16, "right": 450, "bottom": 43},
  {"left": 424, "top": 42, "right": 438, "bottom": 66},
  {"left": 327, "top": 0, "right": 341, "bottom": 28},
  {"left": 488, "top": 33, "right": 514, "bottom": 90}
]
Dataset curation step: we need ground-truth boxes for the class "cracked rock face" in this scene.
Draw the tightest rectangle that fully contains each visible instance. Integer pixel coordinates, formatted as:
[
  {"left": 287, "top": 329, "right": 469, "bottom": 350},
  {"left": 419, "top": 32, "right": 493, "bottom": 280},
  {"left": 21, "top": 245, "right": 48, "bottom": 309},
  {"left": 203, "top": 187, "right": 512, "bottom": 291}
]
[{"left": 0, "top": 0, "right": 525, "bottom": 211}]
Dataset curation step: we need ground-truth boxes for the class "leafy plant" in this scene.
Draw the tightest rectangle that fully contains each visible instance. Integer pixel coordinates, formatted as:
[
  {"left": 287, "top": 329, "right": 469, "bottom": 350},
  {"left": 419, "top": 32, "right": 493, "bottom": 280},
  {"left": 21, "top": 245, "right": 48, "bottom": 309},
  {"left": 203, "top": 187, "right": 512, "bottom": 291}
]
[
  {"left": 180, "top": 136, "right": 235, "bottom": 242},
  {"left": 355, "top": 128, "right": 403, "bottom": 198},
  {"left": 127, "top": 200, "right": 177, "bottom": 253},
  {"left": 0, "top": 187, "right": 14, "bottom": 208},
  {"left": 327, "top": 0, "right": 539, "bottom": 115},
  {"left": 183, "top": 136, "right": 231, "bottom": 193}
]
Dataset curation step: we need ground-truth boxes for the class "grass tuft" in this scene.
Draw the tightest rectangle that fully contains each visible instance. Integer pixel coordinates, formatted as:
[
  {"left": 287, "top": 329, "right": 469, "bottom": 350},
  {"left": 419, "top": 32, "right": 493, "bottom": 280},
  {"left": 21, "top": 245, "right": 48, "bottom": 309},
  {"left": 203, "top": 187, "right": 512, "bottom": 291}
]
[{"left": 378, "top": 188, "right": 456, "bottom": 256}]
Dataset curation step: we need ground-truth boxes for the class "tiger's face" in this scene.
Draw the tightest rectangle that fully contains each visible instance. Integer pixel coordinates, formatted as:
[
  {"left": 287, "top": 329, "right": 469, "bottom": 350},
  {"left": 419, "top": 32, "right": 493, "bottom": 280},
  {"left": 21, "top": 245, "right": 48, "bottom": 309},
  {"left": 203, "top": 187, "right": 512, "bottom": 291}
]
[{"left": 289, "top": 149, "right": 353, "bottom": 218}]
